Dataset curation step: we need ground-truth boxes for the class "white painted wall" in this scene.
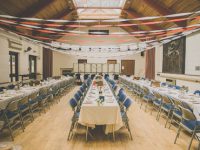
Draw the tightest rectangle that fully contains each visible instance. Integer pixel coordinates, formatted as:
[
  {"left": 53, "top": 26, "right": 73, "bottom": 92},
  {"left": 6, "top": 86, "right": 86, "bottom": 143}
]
[
  {"left": 155, "top": 32, "right": 200, "bottom": 92},
  {"left": 52, "top": 51, "right": 145, "bottom": 77},
  {"left": 0, "top": 30, "right": 43, "bottom": 83}
]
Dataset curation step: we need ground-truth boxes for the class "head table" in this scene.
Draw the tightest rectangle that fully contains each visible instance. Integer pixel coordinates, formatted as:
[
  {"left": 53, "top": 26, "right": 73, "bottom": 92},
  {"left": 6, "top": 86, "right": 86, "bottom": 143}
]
[
  {"left": 0, "top": 76, "right": 74, "bottom": 110},
  {"left": 119, "top": 76, "right": 200, "bottom": 120},
  {"left": 78, "top": 79, "right": 123, "bottom": 134}
]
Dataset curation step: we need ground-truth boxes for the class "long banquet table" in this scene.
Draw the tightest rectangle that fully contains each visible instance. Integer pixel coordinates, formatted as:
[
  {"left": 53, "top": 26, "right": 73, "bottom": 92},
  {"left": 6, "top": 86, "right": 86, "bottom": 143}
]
[
  {"left": 78, "top": 79, "right": 123, "bottom": 134},
  {"left": 0, "top": 76, "right": 74, "bottom": 110},
  {"left": 119, "top": 76, "right": 200, "bottom": 120}
]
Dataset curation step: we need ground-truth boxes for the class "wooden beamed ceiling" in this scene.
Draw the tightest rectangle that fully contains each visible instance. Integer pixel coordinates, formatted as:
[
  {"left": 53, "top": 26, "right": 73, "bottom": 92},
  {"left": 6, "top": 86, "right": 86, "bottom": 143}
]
[
  {"left": 141, "top": 0, "right": 187, "bottom": 27},
  {"left": 0, "top": 0, "right": 200, "bottom": 42},
  {"left": 17, "top": 0, "right": 56, "bottom": 17}
]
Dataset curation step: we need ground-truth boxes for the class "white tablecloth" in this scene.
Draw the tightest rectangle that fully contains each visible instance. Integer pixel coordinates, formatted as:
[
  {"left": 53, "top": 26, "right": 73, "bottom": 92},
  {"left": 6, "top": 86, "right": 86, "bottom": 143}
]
[
  {"left": 78, "top": 80, "right": 123, "bottom": 134},
  {"left": 119, "top": 76, "right": 200, "bottom": 120},
  {"left": 0, "top": 77, "right": 74, "bottom": 110}
]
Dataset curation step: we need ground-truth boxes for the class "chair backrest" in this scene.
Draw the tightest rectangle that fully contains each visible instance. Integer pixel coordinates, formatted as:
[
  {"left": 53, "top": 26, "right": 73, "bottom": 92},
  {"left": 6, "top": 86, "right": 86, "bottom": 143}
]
[
  {"left": 91, "top": 74, "right": 95, "bottom": 80},
  {"left": 113, "top": 85, "right": 118, "bottom": 92},
  {"left": 143, "top": 86, "right": 150, "bottom": 95},
  {"left": 119, "top": 92, "right": 126, "bottom": 102},
  {"left": 39, "top": 87, "right": 48, "bottom": 96},
  {"left": 123, "top": 98, "right": 133, "bottom": 110},
  {"left": 29, "top": 92, "right": 38, "bottom": 100},
  {"left": 181, "top": 101, "right": 193, "bottom": 112},
  {"left": 76, "top": 74, "right": 81, "bottom": 80},
  {"left": 84, "top": 74, "right": 89, "bottom": 80},
  {"left": 69, "top": 98, "right": 77, "bottom": 111},
  {"left": 82, "top": 83, "right": 87, "bottom": 89},
  {"left": 175, "top": 85, "right": 181, "bottom": 90},
  {"left": 170, "top": 98, "right": 182, "bottom": 108},
  {"left": 6, "top": 100, "right": 19, "bottom": 112},
  {"left": 74, "top": 93, "right": 81, "bottom": 101},
  {"left": 194, "top": 90, "right": 200, "bottom": 95},
  {"left": 117, "top": 89, "right": 124, "bottom": 97},
  {"left": 34, "top": 80, "right": 40, "bottom": 86},
  {"left": 179, "top": 105, "right": 196, "bottom": 121},
  {"left": 118, "top": 88, "right": 124, "bottom": 95},
  {"left": 18, "top": 96, "right": 29, "bottom": 106},
  {"left": 7, "top": 84, "right": 15, "bottom": 89},
  {"left": 80, "top": 86, "right": 85, "bottom": 93},
  {"left": 161, "top": 82, "right": 167, "bottom": 87},
  {"left": 152, "top": 91, "right": 162, "bottom": 100},
  {"left": 77, "top": 90, "right": 83, "bottom": 97},
  {"left": 161, "top": 95, "right": 172, "bottom": 104}
]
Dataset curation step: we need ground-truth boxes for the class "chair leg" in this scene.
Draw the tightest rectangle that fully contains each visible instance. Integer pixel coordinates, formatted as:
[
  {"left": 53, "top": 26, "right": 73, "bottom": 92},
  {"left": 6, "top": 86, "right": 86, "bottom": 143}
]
[
  {"left": 126, "top": 121, "right": 133, "bottom": 140},
  {"left": 86, "top": 125, "right": 89, "bottom": 142},
  {"left": 174, "top": 125, "right": 182, "bottom": 144},
  {"left": 18, "top": 113, "right": 25, "bottom": 131},
  {"left": 7, "top": 122, "right": 14, "bottom": 141},
  {"left": 140, "top": 101, "right": 143, "bottom": 109},
  {"left": 112, "top": 125, "right": 115, "bottom": 142},
  {"left": 145, "top": 101, "right": 149, "bottom": 112},
  {"left": 198, "top": 142, "right": 200, "bottom": 150},
  {"left": 169, "top": 113, "right": 174, "bottom": 129},
  {"left": 67, "top": 122, "right": 75, "bottom": 141},
  {"left": 29, "top": 108, "right": 34, "bottom": 121},
  {"left": 188, "top": 130, "right": 196, "bottom": 150},
  {"left": 30, "top": 107, "right": 35, "bottom": 120},
  {"left": 165, "top": 110, "right": 171, "bottom": 128},
  {"left": 157, "top": 106, "right": 162, "bottom": 121}
]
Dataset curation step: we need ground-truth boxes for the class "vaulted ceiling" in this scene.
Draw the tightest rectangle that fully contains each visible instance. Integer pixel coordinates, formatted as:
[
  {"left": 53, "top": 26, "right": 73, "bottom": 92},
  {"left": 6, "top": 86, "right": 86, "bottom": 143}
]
[{"left": 0, "top": 0, "right": 200, "bottom": 44}]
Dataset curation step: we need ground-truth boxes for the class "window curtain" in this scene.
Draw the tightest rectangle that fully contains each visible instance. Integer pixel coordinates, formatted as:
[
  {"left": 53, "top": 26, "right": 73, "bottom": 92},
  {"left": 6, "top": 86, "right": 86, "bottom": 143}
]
[
  {"left": 145, "top": 48, "right": 155, "bottom": 80},
  {"left": 43, "top": 47, "right": 53, "bottom": 79}
]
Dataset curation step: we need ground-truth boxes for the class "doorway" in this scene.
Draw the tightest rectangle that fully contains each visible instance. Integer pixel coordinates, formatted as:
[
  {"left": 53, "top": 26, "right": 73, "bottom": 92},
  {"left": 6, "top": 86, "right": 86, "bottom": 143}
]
[
  {"left": 29, "top": 55, "right": 37, "bottom": 79},
  {"left": 121, "top": 60, "right": 135, "bottom": 75},
  {"left": 9, "top": 51, "right": 19, "bottom": 82}
]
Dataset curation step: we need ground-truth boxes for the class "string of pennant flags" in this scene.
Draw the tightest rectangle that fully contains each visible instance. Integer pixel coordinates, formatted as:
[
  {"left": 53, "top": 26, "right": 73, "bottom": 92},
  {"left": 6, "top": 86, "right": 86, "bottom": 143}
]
[
  {"left": 0, "top": 14, "right": 200, "bottom": 29},
  {"left": 0, "top": 10, "right": 200, "bottom": 22},
  {"left": 0, "top": 10, "right": 200, "bottom": 56}
]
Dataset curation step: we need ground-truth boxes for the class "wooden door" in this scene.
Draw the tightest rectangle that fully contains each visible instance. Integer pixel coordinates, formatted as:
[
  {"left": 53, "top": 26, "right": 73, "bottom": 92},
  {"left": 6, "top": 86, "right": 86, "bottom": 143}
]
[
  {"left": 43, "top": 48, "right": 53, "bottom": 79},
  {"left": 121, "top": 60, "right": 135, "bottom": 75},
  {"left": 29, "top": 55, "right": 37, "bottom": 79},
  {"left": 9, "top": 51, "right": 19, "bottom": 82}
]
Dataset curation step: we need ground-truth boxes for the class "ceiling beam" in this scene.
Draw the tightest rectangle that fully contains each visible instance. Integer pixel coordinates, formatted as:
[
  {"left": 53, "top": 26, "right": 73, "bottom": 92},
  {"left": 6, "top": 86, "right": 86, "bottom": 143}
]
[
  {"left": 76, "top": 7, "right": 122, "bottom": 9},
  {"left": 122, "top": 9, "right": 163, "bottom": 30},
  {"left": 51, "top": 9, "right": 76, "bottom": 19},
  {"left": 142, "top": 0, "right": 186, "bottom": 27},
  {"left": 17, "top": 0, "right": 56, "bottom": 17}
]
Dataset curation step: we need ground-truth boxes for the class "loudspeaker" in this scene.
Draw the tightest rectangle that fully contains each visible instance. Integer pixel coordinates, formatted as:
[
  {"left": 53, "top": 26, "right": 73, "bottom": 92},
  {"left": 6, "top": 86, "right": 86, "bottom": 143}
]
[
  {"left": 141, "top": 51, "right": 145, "bottom": 57},
  {"left": 24, "top": 47, "right": 32, "bottom": 52}
]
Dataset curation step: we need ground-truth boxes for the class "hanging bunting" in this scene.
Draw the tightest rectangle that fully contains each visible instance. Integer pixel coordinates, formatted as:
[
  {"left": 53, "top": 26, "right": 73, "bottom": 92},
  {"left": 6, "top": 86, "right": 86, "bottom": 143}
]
[{"left": 0, "top": 10, "right": 198, "bottom": 23}]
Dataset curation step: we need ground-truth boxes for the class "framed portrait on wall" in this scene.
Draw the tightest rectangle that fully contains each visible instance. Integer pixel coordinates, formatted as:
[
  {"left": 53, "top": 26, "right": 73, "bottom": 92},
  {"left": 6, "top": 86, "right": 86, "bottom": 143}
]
[{"left": 162, "top": 36, "right": 186, "bottom": 74}]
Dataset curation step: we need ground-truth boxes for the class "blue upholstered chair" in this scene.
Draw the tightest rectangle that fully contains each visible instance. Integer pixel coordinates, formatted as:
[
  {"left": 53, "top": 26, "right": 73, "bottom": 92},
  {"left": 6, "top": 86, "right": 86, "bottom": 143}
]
[
  {"left": 140, "top": 86, "right": 154, "bottom": 111},
  {"left": 194, "top": 90, "right": 200, "bottom": 95},
  {"left": 169, "top": 98, "right": 182, "bottom": 129},
  {"left": 174, "top": 106, "right": 200, "bottom": 150},
  {"left": 120, "top": 98, "right": 133, "bottom": 140},
  {"left": 158, "top": 95, "right": 174, "bottom": 127},
  {"left": 67, "top": 98, "right": 79, "bottom": 140},
  {"left": 2, "top": 100, "right": 24, "bottom": 140},
  {"left": 151, "top": 91, "right": 163, "bottom": 120}
]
